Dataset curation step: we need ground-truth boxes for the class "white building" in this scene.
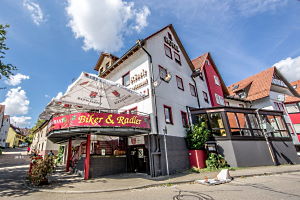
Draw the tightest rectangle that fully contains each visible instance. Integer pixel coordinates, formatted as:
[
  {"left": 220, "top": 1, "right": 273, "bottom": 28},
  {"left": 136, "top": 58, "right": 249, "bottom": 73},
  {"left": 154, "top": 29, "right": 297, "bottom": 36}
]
[
  {"left": 93, "top": 24, "right": 211, "bottom": 175},
  {"left": 0, "top": 105, "right": 10, "bottom": 148}
]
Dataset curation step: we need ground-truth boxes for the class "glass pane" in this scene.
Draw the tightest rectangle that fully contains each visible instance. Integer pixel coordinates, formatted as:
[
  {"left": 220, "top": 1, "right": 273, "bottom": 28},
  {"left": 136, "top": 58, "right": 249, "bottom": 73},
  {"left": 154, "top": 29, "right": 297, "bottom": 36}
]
[
  {"left": 237, "top": 113, "right": 249, "bottom": 128},
  {"left": 280, "top": 131, "right": 289, "bottom": 137},
  {"left": 248, "top": 114, "right": 260, "bottom": 129},
  {"left": 212, "top": 129, "right": 226, "bottom": 136},
  {"left": 164, "top": 107, "right": 171, "bottom": 123},
  {"left": 275, "top": 116, "right": 286, "bottom": 130},
  {"left": 197, "top": 114, "right": 208, "bottom": 124},
  {"left": 227, "top": 112, "right": 239, "bottom": 128},
  {"left": 253, "top": 130, "right": 263, "bottom": 137},
  {"left": 209, "top": 113, "right": 224, "bottom": 129},
  {"left": 231, "top": 128, "right": 242, "bottom": 136}
]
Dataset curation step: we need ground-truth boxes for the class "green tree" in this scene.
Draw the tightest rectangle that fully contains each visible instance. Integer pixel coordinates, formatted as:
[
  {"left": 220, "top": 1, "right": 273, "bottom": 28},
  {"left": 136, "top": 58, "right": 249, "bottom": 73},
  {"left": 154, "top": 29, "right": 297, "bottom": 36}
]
[
  {"left": 0, "top": 24, "right": 17, "bottom": 79},
  {"left": 26, "top": 119, "right": 46, "bottom": 145}
]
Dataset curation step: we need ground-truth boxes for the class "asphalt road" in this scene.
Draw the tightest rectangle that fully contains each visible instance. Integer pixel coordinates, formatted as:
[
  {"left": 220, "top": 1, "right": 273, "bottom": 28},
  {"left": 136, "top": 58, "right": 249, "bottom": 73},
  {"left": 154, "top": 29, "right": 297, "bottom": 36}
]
[{"left": 1, "top": 148, "right": 300, "bottom": 200}]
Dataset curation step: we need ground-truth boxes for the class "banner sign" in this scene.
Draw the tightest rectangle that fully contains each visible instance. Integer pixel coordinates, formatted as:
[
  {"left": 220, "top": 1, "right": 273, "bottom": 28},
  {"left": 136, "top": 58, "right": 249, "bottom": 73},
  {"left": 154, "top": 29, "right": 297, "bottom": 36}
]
[{"left": 48, "top": 112, "right": 151, "bottom": 132}]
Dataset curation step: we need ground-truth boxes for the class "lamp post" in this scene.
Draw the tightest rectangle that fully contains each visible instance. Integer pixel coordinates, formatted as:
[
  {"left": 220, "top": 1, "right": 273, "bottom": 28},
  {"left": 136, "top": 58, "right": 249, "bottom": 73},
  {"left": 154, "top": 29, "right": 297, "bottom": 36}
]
[{"left": 255, "top": 109, "right": 277, "bottom": 166}]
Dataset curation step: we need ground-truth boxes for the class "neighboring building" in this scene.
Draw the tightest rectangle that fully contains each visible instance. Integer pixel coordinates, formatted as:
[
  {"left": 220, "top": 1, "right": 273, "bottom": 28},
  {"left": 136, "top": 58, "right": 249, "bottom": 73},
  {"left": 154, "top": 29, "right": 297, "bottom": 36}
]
[
  {"left": 31, "top": 120, "right": 60, "bottom": 156},
  {"left": 227, "top": 67, "right": 300, "bottom": 148},
  {"left": 6, "top": 125, "right": 26, "bottom": 148},
  {"left": 0, "top": 105, "right": 10, "bottom": 148},
  {"left": 285, "top": 80, "right": 300, "bottom": 153}
]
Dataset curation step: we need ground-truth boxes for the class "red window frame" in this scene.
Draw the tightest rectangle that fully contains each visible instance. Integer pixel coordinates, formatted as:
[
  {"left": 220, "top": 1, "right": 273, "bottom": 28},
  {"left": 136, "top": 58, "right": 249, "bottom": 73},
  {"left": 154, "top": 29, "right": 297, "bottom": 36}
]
[
  {"left": 159, "top": 65, "right": 167, "bottom": 80},
  {"left": 203, "top": 91, "right": 209, "bottom": 103},
  {"left": 164, "top": 44, "right": 172, "bottom": 59},
  {"left": 122, "top": 71, "right": 130, "bottom": 86},
  {"left": 176, "top": 76, "right": 184, "bottom": 91},
  {"left": 164, "top": 105, "right": 173, "bottom": 124},
  {"left": 174, "top": 52, "right": 181, "bottom": 65},
  {"left": 181, "top": 111, "right": 188, "bottom": 127},
  {"left": 190, "top": 83, "right": 197, "bottom": 97}
]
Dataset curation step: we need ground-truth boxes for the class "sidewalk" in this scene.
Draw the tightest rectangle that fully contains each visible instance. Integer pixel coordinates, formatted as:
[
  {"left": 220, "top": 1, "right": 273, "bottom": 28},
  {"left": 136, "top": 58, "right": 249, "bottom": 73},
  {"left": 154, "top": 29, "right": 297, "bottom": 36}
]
[{"left": 26, "top": 164, "right": 300, "bottom": 194}]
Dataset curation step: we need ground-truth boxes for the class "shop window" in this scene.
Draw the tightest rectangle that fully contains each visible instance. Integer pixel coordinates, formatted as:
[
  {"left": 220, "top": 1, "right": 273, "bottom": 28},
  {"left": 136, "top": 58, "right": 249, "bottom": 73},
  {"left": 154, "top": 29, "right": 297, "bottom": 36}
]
[
  {"left": 248, "top": 114, "right": 263, "bottom": 137},
  {"left": 122, "top": 72, "right": 130, "bottom": 86},
  {"left": 208, "top": 112, "right": 226, "bottom": 136},
  {"left": 214, "top": 75, "right": 220, "bottom": 86},
  {"left": 181, "top": 111, "right": 188, "bottom": 127},
  {"left": 174, "top": 52, "right": 181, "bottom": 65},
  {"left": 159, "top": 65, "right": 167, "bottom": 80},
  {"left": 203, "top": 91, "right": 209, "bottom": 103},
  {"left": 164, "top": 44, "right": 172, "bottom": 59},
  {"left": 176, "top": 76, "right": 184, "bottom": 90},
  {"left": 190, "top": 84, "right": 197, "bottom": 97},
  {"left": 227, "top": 112, "right": 251, "bottom": 136},
  {"left": 164, "top": 105, "right": 173, "bottom": 124}
]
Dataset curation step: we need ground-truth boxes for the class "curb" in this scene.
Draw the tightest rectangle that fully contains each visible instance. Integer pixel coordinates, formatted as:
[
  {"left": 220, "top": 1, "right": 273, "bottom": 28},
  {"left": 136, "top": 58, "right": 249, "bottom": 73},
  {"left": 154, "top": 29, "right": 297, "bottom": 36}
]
[{"left": 24, "top": 169, "right": 300, "bottom": 194}]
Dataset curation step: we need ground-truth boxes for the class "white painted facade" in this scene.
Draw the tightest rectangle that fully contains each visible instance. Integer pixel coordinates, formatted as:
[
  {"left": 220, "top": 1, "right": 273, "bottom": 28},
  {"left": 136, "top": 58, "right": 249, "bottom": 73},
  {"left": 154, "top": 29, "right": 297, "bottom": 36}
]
[
  {"left": 103, "top": 27, "right": 211, "bottom": 138},
  {"left": 0, "top": 116, "right": 10, "bottom": 148}
]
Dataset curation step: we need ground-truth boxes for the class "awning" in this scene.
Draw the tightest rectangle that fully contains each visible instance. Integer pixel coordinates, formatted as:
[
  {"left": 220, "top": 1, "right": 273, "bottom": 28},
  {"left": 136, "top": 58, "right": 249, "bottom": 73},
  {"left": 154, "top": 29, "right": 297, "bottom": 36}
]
[{"left": 39, "top": 72, "right": 146, "bottom": 119}]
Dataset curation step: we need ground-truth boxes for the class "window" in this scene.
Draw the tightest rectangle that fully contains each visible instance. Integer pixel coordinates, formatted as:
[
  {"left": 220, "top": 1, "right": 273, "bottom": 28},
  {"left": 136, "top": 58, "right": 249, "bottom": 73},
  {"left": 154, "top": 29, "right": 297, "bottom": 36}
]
[
  {"left": 164, "top": 105, "right": 173, "bottom": 124},
  {"left": 225, "top": 101, "right": 230, "bottom": 106},
  {"left": 205, "top": 60, "right": 210, "bottom": 66},
  {"left": 214, "top": 75, "right": 220, "bottom": 86},
  {"left": 293, "top": 85, "right": 297, "bottom": 89},
  {"left": 164, "top": 44, "right": 172, "bottom": 59},
  {"left": 176, "top": 76, "right": 184, "bottom": 90},
  {"left": 215, "top": 93, "right": 224, "bottom": 106},
  {"left": 167, "top": 32, "right": 173, "bottom": 41},
  {"left": 129, "top": 107, "right": 138, "bottom": 114},
  {"left": 248, "top": 114, "right": 263, "bottom": 137},
  {"left": 122, "top": 72, "right": 130, "bottom": 86},
  {"left": 239, "top": 104, "right": 245, "bottom": 108},
  {"left": 208, "top": 112, "right": 226, "bottom": 136},
  {"left": 181, "top": 111, "right": 188, "bottom": 127},
  {"left": 203, "top": 91, "right": 209, "bottom": 103},
  {"left": 199, "top": 71, "right": 204, "bottom": 80},
  {"left": 159, "top": 65, "right": 167, "bottom": 80},
  {"left": 287, "top": 123, "right": 294, "bottom": 134},
  {"left": 174, "top": 52, "right": 181, "bottom": 65},
  {"left": 227, "top": 112, "right": 251, "bottom": 136},
  {"left": 190, "top": 84, "right": 197, "bottom": 97}
]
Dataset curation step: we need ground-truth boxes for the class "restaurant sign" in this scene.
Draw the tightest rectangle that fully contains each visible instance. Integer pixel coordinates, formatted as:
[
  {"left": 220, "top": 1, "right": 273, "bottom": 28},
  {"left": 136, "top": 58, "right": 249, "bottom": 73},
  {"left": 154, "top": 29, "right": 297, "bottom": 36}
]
[{"left": 48, "top": 112, "right": 151, "bottom": 132}]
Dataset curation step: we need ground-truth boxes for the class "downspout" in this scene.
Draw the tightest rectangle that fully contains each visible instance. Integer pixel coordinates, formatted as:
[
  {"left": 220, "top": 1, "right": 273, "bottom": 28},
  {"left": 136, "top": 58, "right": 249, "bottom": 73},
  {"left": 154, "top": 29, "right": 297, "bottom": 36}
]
[
  {"left": 191, "top": 75, "right": 201, "bottom": 109},
  {"left": 137, "top": 40, "right": 158, "bottom": 177}
]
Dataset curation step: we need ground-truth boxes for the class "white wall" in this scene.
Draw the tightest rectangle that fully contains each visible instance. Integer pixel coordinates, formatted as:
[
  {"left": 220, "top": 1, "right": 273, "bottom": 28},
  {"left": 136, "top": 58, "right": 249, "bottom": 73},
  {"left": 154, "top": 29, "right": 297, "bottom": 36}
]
[{"left": 0, "top": 117, "right": 9, "bottom": 147}]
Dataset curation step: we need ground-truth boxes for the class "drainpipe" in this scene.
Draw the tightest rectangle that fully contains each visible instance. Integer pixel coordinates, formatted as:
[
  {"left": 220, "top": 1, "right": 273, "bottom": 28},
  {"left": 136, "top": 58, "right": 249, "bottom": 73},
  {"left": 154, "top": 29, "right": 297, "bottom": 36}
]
[
  {"left": 137, "top": 39, "right": 158, "bottom": 177},
  {"left": 191, "top": 75, "right": 201, "bottom": 109},
  {"left": 255, "top": 108, "right": 277, "bottom": 166}
]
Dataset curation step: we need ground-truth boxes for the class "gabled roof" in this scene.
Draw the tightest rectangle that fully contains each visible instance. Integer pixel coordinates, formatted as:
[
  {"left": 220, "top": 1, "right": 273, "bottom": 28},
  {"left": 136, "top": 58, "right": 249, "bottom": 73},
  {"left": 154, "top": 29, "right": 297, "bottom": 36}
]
[
  {"left": 228, "top": 67, "right": 300, "bottom": 101},
  {"left": 192, "top": 52, "right": 229, "bottom": 96},
  {"left": 290, "top": 80, "right": 300, "bottom": 93},
  {"left": 94, "top": 53, "right": 119, "bottom": 71},
  {"left": 285, "top": 80, "right": 300, "bottom": 103},
  {"left": 99, "top": 24, "right": 196, "bottom": 77}
]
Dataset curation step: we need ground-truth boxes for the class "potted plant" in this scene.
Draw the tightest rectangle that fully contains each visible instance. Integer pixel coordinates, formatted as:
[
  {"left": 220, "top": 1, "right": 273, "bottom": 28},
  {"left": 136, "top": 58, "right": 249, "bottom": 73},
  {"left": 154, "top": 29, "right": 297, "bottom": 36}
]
[{"left": 186, "top": 121, "right": 210, "bottom": 168}]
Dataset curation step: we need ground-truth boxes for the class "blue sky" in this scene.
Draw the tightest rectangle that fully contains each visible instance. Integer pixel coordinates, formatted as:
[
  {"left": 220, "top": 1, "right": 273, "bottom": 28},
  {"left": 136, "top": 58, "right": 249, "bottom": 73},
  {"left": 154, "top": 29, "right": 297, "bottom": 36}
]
[{"left": 0, "top": 0, "right": 300, "bottom": 127}]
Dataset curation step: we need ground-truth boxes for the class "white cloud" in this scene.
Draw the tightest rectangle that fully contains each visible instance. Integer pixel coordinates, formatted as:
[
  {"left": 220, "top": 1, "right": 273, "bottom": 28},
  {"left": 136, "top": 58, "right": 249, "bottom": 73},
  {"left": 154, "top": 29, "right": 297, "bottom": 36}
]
[
  {"left": 275, "top": 56, "right": 300, "bottom": 82},
  {"left": 4, "top": 73, "right": 30, "bottom": 86},
  {"left": 65, "top": 0, "right": 150, "bottom": 52},
  {"left": 44, "top": 94, "right": 50, "bottom": 98},
  {"left": 10, "top": 116, "right": 32, "bottom": 128},
  {"left": 23, "top": 0, "right": 45, "bottom": 25},
  {"left": 1, "top": 87, "right": 30, "bottom": 115},
  {"left": 54, "top": 92, "right": 63, "bottom": 100}
]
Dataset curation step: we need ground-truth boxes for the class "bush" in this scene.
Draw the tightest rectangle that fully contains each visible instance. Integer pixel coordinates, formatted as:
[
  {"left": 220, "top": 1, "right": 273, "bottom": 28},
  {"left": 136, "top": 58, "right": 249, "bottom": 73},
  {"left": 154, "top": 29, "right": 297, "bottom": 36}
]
[
  {"left": 55, "top": 146, "right": 64, "bottom": 166},
  {"left": 186, "top": 122, "right": 210, "bottom": 150},
  {"left": 29, "top": 156, "right": 55, "bottom": 185},
  {"left": 206, "top": 153, "right": 229, "bottom": 169}
]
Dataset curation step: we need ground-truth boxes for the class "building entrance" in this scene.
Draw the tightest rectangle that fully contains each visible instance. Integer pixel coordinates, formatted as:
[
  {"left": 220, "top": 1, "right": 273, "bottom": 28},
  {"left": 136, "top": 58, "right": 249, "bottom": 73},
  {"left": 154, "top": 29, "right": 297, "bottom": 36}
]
[{"left": 128, "top": 145, "right": 148, "bottom": 174}]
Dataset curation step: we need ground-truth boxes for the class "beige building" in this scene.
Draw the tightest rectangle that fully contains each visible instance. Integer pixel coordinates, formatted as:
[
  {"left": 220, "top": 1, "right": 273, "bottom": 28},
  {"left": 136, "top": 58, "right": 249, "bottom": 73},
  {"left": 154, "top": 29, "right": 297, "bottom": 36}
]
[
  {"left": 31, "top": 120, "right": 60, "bottom": 156},
  {"left": 6, "top": 125, "right": 26, "bottom": 148}
]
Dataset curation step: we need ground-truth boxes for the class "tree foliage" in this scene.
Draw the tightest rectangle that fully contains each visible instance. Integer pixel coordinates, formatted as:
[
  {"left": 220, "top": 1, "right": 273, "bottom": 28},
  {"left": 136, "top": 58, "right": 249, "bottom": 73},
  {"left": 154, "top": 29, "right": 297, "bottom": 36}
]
[
  {"left": 186, "top": 122, "right": 210, "bottom": 150},
  {"left": 26, "top": 119, "right": 46, "bottom": 145},
  {"left": 0, "top": 24, "right": 17, "bottom": 79}
]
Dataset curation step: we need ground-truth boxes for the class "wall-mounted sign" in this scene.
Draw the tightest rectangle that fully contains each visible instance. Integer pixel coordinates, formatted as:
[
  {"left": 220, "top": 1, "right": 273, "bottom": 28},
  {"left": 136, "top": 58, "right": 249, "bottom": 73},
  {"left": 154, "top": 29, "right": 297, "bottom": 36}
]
[
  {"left": 131, "top": 69, "right": 148, "bottom": 84},
  {"left": 130, "top": 69, "right": 150, "bottom": 97},
  {"left": 164, "top": 36, "right": 179, "bottom": 52},
  {"left": 48, "top": 112, "right": 151, "bottom": 132},
  {"left": 128, "top": 135, "right": 145, "bottom": 145}
]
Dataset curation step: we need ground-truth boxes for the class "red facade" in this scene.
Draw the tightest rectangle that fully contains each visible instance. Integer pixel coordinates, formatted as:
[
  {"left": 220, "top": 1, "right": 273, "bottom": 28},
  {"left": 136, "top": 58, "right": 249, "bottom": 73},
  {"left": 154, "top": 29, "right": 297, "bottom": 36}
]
[{"left": 203, "top": 59, "right": 224, "bottom": 107}]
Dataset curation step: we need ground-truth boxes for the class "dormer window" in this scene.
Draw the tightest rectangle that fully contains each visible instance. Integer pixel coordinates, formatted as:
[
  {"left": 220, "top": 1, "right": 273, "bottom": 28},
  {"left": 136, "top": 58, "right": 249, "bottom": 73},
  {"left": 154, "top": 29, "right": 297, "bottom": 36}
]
[{"left": 237, "top": 91, "right": 246, "bottom": 99}]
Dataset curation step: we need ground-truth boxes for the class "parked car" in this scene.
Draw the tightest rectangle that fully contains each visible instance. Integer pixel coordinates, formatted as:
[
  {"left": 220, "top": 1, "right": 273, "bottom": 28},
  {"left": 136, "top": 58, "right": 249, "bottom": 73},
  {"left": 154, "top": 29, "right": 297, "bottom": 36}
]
[{"left": 19, "top": 143, "right": 28, "bottom": 147}]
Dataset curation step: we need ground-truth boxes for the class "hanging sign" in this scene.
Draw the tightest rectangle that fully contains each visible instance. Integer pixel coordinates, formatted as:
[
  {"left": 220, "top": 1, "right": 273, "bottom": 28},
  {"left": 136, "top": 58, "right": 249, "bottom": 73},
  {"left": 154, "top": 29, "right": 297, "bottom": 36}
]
[{"left": 48, "top": 112, "right": 151, "bottom": 132}]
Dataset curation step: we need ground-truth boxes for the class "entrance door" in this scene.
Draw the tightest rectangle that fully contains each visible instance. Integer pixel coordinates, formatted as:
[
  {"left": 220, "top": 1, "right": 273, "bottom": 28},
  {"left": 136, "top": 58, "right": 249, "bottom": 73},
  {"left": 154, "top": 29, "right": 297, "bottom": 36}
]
[{"left": 128, "top": 145, "right": 148, "bottom": 173}]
